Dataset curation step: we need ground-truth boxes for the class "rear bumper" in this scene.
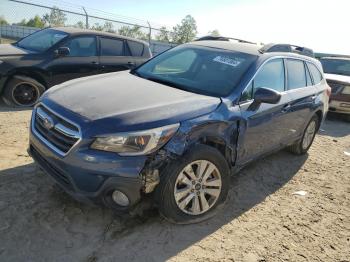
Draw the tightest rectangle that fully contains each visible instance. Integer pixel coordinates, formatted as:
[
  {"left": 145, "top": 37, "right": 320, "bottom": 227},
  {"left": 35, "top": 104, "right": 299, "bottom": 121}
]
[{"left": 329, "top": 99, "right": 350, "bottom": 114}]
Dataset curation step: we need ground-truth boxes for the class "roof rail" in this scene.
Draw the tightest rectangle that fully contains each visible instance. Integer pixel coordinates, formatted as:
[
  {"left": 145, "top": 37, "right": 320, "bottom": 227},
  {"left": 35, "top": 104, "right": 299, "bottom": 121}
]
[
  {"left": 195, "top": 35, "right": 257, "bottom": 45},
  {"left": 260, "top": 43, "right": 314, "bottom": 57}
]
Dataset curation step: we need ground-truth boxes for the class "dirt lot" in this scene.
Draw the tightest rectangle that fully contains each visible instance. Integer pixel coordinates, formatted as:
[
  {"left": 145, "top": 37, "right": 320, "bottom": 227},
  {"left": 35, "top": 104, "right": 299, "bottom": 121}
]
[{"left": 0, "top": 104, "right": 349, "bottom": 262}]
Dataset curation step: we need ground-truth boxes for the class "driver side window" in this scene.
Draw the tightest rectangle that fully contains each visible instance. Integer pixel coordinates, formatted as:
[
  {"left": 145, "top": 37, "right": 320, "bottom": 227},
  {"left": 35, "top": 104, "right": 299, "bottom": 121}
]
[
  {"left": 63, "top": 36, "right": 97, "bottom": 57},
  {"left": 241, "top": 59, "right": 285, "bottom": 102}
]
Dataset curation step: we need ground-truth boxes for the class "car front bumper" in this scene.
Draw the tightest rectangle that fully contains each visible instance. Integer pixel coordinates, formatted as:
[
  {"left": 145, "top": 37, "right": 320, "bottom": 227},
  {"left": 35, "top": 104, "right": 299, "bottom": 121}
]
[
  {"left": 329, "top": 99, "right": 350, "bottom": 114},
  {"left": 28, "top": 123, "right": 147, "bottom": 208}
]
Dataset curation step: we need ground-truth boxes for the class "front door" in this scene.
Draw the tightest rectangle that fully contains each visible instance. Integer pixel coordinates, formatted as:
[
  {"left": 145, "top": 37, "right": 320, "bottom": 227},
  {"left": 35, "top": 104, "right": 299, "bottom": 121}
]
[
  {"left": 46, "top": 35, "right": 100, "bottom": 86},
  {"left": 237, "top": 58, "right": 295, "bottom": 165}
]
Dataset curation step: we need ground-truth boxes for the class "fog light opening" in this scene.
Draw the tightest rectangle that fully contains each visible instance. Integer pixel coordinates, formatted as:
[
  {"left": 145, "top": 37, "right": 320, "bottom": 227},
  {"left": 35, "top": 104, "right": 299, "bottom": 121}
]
[{"left": 111, "top": 190, "right": 130, "bottom": 207}]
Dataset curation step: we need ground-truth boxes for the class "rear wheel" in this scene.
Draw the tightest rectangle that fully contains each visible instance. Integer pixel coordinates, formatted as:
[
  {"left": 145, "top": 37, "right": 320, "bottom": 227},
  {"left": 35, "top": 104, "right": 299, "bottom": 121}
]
[
  {"left": 287, "top": 115, "right": 319, "bottom": 155},
  {"left": 2, "top": 76, "right": 45, "bottom": 107},
  {"left": 155, "top": 145, "right": 230, "bottom": 224}
]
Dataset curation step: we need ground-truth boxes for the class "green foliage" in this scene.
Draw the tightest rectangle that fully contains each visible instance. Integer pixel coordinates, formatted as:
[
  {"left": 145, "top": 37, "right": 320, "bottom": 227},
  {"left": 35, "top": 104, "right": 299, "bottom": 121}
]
[
  {"left": 171, "top": 15, "right": 197, "bottom": 44},
  {"left": 74, "top": 21, "right": 85, "bottom": 29},
  {"left": 208, "top": 29, "right": 220, "bottom": 37},
  {"left": 42, "top": 7, "right": 67, "bottom": 27},
  {"left": 26, "top": 15, "right": 45, "bottom": 28},
  {"left": 155, "top": 26, "right": 170, "bottom": 42},
  {"left": 91, "top": 22, "right": 115, "bottom": 33},
  {"left": 0, "top": 16, "right": 8, "bottom": 26},
  {"left": 118, "top": 25, "right": 147, "bottom": 40},
  {"left": 103, "top": 22, "right": 115, "bottom": 33}
]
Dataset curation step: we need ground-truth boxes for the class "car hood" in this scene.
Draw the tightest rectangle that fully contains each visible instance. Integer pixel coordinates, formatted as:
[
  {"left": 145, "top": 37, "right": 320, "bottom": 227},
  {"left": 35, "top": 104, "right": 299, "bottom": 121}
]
[
  {"left": 325, "top": 73, "right": 350, "bottom": 84},
  {"left": 0, "top": 44, "right": 30, "bottom": 56},
  {"left": 43, "top": 71, "right": 221, "bottom": 131}
]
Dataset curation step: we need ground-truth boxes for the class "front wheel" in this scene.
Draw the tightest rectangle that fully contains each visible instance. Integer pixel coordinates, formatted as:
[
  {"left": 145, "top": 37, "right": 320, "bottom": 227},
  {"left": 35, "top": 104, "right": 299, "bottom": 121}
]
[
  {"left": 2, "top": 76, "right": 45, "bottom": 107},
  {"left": 155, "top": 145, "right": 230, "bottom": 224}
]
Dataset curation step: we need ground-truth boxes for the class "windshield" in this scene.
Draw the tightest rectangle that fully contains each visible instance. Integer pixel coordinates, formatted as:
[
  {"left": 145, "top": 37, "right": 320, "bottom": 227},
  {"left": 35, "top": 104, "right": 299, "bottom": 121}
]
[
  {"left": 134, "top": 45, "right": 257, "bottom": 97},
  {"left": 16, "top": 29, "right": 68, "bottom": 52},
  {"left": 320, "top": 58, "right": 350, "bottom": 76}
]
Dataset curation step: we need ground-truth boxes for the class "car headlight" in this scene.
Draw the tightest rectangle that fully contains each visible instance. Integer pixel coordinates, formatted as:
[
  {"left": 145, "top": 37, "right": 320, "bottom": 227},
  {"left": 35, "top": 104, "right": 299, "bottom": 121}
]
[
  {"left": 90, "top": 123, "right": 180, "bottom": 156},
  {"left": 341, "top": 86, "right": 350, "bottom": 95}
]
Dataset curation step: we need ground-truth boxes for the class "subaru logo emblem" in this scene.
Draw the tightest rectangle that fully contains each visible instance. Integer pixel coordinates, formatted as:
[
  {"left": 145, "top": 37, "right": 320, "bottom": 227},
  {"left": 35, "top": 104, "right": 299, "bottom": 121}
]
[{"left": 43, "top": 117, "right": 54, "bottom": 130}]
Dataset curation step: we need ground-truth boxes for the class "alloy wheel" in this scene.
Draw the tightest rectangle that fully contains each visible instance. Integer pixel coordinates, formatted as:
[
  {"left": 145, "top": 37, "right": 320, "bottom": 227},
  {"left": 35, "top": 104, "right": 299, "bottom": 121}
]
[
  {"left": 12, "top": 82, "right": 39, "bottom": 106},
  {"left": 302, "top": 120, "right": 316, "bottom": 150},
  {"left": 174, "top": 160, "right": 222, "bottom": 215}
]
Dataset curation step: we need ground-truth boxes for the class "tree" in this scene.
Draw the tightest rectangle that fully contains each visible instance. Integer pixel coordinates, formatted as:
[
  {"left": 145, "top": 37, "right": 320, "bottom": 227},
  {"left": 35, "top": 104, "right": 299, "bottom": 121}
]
[
  {"left": 42, "top": 7, "right": 66, "bottom": 27},
  {"left": 208, "top": 29, "right": 220, "bottom": 37},
  {"left": 171, "top": 15, "right": 197, "bottom": 44},
  {"left": 103, "top": 22, "right": 115, "bottom": 33},
  {"left": 118, "top": 25, "right": 147, "bottom": 40},
  {"left": 0, "top": 16, "right": 8, "bottom": 25},
  {"left": 74, "top": 21, "right": 85, "bottom": 29},
  {"left": 91, "top": 23, "right": 104, "bottom": 31},
  {"left": 155, "top": 26, "right": 170, "bottom": 42},
  {"left": 26, "top": 15, "right": 45, "bottom": 28}
]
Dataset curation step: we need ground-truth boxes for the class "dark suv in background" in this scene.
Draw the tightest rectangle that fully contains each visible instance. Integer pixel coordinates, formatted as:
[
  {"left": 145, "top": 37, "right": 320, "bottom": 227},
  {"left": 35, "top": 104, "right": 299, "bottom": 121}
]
[
  {"left": 29, "top": 39, "right": 329, "bottom": 224},
  {"left": 0, "top": 27, "right": 152, "bottom": 107}
]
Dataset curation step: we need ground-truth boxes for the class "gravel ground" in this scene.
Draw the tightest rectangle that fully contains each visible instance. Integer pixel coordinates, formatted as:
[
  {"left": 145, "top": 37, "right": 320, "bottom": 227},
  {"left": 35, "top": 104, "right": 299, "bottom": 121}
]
[{"left": 0, "top": 104, "right": 349, "bottom": 262}]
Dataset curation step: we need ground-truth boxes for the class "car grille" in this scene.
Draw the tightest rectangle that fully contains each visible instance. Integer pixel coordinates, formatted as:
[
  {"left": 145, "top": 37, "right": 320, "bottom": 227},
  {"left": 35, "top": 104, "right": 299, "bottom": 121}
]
[
  {"left": 30, "top": 145, "right": 73, "bottom": 190},
  {"left": 33, "top": 105, "right": 80, "bottom": 155},
  {"left": 327, "top": 81, "right": 345, "bottom": 94}
]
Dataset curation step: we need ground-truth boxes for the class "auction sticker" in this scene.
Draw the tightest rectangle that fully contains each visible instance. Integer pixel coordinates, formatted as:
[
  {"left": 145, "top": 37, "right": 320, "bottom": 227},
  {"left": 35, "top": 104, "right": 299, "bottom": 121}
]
[{"left": 213, "top": 56, "right": 243, "bottom": 67}]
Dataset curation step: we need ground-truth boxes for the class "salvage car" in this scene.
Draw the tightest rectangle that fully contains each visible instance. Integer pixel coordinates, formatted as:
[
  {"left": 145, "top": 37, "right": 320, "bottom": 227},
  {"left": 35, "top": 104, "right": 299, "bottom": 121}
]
[
  {"left": 320, "top": 57, "right": 350, "bottom": 120},
  {"left": 0, "top": 27, "right": 151, "bottom": 107},
  {"left": 28, "top": 39, "right": 329, "bottom": 223}
]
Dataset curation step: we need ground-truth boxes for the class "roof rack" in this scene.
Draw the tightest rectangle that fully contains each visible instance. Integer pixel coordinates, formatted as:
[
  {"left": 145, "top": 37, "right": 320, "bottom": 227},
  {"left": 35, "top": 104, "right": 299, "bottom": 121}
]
[
  {"left": 195, "top": 35, "right": 257, "bottom": 45},
  {"left": 260, "top": 44, "right": 314, "bottom": 57}
]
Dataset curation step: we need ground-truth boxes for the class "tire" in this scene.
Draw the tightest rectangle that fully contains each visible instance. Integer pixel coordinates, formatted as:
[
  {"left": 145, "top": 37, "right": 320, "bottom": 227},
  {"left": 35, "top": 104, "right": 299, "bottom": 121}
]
[
  {"left": 287, "top": 115, "right": 319, "bottom": 155},
  {"left": 155, "top": 144, "right": 230, "bottom": 224},
  {"left": 2, "top": 75, "right": 45, "bottom": 107}
]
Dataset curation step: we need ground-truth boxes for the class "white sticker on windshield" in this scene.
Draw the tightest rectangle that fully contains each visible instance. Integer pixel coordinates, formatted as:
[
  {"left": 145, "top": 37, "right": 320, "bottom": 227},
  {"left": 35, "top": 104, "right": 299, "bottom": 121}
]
[{"left": 213, "top": 56, "right": 243, "bottom": 67}]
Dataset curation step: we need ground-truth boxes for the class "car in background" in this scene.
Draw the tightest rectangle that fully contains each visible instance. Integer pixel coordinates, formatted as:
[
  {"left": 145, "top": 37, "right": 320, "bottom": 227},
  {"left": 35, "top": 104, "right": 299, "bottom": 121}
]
[
  {"left": 28, "top": 39, "right": 329, "bottom": 224},
  {"left": 320, "top": 57, "right": 350, "bottom": 120},
  {"left": 0, "top": 27, "right": 152, "bottom": 107}
]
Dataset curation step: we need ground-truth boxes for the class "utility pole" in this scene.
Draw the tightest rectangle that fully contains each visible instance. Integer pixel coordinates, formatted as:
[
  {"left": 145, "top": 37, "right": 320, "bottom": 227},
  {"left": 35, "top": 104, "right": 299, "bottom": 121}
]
[{"left": 82, "top": 7, "right": 89, "bottom": 29}]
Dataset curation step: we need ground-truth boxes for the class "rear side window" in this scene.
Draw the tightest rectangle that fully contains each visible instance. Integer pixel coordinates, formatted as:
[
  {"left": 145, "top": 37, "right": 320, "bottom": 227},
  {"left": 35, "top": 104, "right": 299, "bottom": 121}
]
[
  {"left": 307, "top": 63, "right": 323, "bottom": 85},
  {"left": 305, "top": 63, "right": 313, "bottom": 86},
  {"left": 65, "top": 36, "right": 97, "bottom": 57},
  {"left": 127, "top": 40, "right": 144, "bottom": 57},
  {"left": 253, "top": 59, "right": 285, "bottom": 92},
  {"left": 100, "top": 37, "right": 124, "bottom": 56},
  {"left": 286, "top": 59, "right": 306, "bottom": 89}
]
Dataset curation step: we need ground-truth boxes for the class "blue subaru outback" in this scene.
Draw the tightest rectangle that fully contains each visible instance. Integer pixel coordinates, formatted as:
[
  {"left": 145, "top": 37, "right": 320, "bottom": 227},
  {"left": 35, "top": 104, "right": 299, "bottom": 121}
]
[{"left": 28, "top": 38, "right": 330, "bottom": 223}]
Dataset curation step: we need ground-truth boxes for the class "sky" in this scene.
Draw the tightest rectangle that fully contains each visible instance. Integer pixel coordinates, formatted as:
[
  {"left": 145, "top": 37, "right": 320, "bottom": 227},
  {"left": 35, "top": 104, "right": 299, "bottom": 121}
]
[{"left": 2, "top": 0, "right": 349, "bottom": 55}]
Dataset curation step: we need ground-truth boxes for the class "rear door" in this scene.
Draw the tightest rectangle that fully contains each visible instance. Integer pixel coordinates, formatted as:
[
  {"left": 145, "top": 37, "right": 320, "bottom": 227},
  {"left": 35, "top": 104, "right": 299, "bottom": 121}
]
[
  {"left": 284, "top": 59, "right": 318, "bottom": 140},
  {"left": 126, "top": 40, "right": 149, "bottom": 66},
  {"left": 237, "top": 58, "right": 295, "bottom": 164},
  {"left": 99, "top": 37, "right": 136, "bottom": 73},
  {"left": 47, "top": 35, "right": 100, "bottom": 86}
]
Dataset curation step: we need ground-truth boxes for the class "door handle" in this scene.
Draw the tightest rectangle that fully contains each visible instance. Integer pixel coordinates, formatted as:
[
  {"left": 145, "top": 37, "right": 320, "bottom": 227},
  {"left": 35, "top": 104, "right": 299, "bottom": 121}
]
[
  {"left": 91, "top": 61, "right": 99, "bottom": 65},
  {"left": 281, "top": 104, "right": 291, "bottom": 113},
  {"left": 128, "top": 61, "right": 136, "bottom": 66}
]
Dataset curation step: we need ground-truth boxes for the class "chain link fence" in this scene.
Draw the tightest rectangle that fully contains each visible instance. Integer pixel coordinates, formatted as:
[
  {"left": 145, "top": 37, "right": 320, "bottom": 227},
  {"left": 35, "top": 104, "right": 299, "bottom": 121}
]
[{"left": 0, "top": 0, "right": 177, "bottom": 54}]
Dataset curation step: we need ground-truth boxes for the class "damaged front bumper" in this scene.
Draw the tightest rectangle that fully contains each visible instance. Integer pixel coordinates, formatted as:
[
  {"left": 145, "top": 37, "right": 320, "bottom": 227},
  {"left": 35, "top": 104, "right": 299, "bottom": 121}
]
[{"left": 29, "top": 125, "right": 153, "bottom": 208}]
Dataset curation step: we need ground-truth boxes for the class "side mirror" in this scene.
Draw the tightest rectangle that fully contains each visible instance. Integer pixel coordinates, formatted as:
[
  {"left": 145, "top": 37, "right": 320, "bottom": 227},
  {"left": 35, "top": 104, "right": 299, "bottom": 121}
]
[
  {"left": 55, "top": 47, "right": 70, "bottom": 57},
  {"left": 254, "top": 87, "right": 281, "bottom": 104}
]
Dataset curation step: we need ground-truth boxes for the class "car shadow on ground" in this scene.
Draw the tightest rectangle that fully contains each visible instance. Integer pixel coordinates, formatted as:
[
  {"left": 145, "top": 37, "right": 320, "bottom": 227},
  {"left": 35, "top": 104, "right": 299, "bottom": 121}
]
[
  {"left": 319, "top": 114, "right": 350, "bottom": 138},
  {"left": 0, "top": 101, "right": 32, "bottom": 112},
  {"left": 0, "top": 149, "right": 308, "bottom": 261}
]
